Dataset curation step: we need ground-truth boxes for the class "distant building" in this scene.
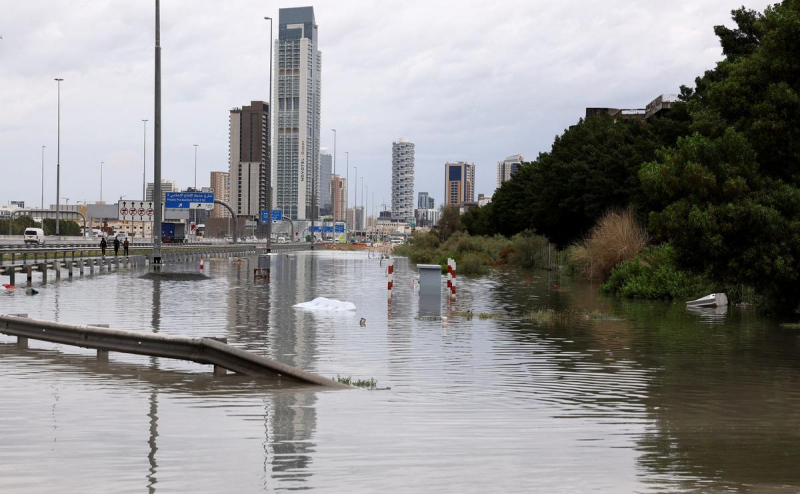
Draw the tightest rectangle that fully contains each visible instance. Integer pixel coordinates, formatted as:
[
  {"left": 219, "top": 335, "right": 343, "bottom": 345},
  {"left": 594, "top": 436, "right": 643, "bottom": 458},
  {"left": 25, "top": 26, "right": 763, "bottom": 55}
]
[
  {"left": 415, "top": 208, "right": 441, "bottom": 227},
  {"left": 10, "top": 200, "right": 24, "bottom": 209},
  {"left": 417, "top": 192, "right": 434, "bottom": 210},
  {"left": 478, "top": 194, "right": 492, "bottom": 207},
  {"left": 444, "top": 161, "right": 475, "bottom": 207},
  {"left": 331, "top": 174, "right": 347, "bottom": 223},
  {"left": 392, "top": 138, "right": 415, "bottom": 222},
  {"left": 146, "top": 180, "right": 177, "bottom": 203},
  {"left": 320, "top": 149, "right": 332, "bottom": 216},
  {"left": 229, "top": 101, "right": 270, "bottom": 219},
  {"left": 585, "top": 93, "right": 679, "bottom": 122},
  {"left": 497, "top": 155, "right": 523, "bottom": 188},
  {"left": 209, "top": 171, "right": 231, "bottom": 218},
  {"left": 272, "top": 6, "right": 321, "bottom": 221},
  {"left": 348, "top": 206, "right": 366, "bottom": 231}
]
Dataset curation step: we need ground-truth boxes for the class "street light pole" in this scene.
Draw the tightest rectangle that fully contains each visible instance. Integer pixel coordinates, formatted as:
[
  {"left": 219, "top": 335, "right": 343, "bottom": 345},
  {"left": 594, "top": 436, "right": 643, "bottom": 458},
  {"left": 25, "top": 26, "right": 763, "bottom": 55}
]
[
  {"left": 345, "top": 151, "right": 349, "bottom": 237},
  {"left": 41, "top": 145, "right": 46, "bottom": 210},
  {"left": 153, "top": 0, "right": 163, "bottom": 266},
  {"left": 353, "top": 165, "right": 357, "bottom": 234},
  {"left": 193, "top": 144, "right": 198, "bottom": 189},
  {"left": 331, "top": 128, "right": 336, "bottom": 224},
  {"left": 55, "top": 78, "right": 63, "bottom": 236},
  {"left": 142, "top": 119, "right": 148, "bottom": 200},
  {"left": 265, "top": 16, "right": 273, "bottom": 254}
]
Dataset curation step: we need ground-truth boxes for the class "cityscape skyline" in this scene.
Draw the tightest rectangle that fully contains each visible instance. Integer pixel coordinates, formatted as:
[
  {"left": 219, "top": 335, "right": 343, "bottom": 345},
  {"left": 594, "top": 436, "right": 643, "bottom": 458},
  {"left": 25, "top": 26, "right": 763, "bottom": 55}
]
[{"left": 0, "top": 0, "right": 761, "bottom": 210}]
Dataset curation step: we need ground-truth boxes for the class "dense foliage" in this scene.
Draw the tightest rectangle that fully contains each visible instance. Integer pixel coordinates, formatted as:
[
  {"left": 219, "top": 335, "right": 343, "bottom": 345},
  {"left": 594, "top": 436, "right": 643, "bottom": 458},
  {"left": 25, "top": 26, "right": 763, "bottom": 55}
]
[
  {"left": 641, "top": 2, "right": 800, "bottom": 308},
  {"left": 601, "top": 245, "right": 716, "bottom": 300},
  {"left": 463, "top": 107, "right": 690, "bottom": 245}
]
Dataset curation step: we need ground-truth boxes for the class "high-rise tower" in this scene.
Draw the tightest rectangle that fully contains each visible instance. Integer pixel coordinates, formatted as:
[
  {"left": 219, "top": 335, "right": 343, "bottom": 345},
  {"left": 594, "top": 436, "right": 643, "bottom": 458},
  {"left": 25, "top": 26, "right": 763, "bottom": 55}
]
[
  {"left": 392, "top": 138, "right": 414, "bottom": 222},
  {"left": 444, "top": 161, "right": 475, "bottom": 206},
  {"left": 272, "top": 6, "right": 321, "bottom": 220},
  {"left": 229, "top": 101, "right": 270, "bottom": 218}
]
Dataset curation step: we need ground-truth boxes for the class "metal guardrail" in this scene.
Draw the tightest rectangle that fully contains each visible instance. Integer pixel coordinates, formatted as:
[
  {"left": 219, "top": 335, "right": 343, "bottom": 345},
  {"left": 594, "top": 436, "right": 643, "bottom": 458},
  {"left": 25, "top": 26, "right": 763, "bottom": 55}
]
[{"left": 0, "top": 314, "right": 349, "bottom": 389}]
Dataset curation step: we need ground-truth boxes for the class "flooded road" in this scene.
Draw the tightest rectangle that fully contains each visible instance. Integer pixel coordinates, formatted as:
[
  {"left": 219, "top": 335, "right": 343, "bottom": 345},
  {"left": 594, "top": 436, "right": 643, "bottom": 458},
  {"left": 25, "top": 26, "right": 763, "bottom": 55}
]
[{"left": 1, "top": 251, "right": 800, "bottom": 492}]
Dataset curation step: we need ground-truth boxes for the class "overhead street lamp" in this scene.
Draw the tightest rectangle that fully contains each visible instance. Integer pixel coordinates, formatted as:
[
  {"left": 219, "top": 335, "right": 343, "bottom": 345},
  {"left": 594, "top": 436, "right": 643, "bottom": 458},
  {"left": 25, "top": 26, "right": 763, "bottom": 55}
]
[
  {"left": 55, "top": 77, "right": 63, "bottom": 236},
  {"left": 193, "top": 144, "right": 199, "bottom": 189},
  {"left": 142, "top": 119, "right": 148, "bottom": 200},
  {"left": 41, "top": 145, "right": 46, "bottom": 210}
]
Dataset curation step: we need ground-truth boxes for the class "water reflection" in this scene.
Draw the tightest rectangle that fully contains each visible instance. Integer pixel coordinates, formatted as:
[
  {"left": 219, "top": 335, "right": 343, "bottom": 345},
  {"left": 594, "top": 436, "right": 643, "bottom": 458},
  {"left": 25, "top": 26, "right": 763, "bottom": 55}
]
[{"left": 4, "top": 254, "right": 800, "bottom": 491}]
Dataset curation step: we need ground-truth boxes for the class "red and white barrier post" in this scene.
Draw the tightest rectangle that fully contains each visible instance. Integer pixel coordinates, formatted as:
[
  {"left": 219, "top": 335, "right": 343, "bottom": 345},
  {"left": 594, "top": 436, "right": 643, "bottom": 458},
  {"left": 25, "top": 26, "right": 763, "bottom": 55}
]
[
  {"left": 199, "top": 255, "right": 204, "bottom": 271},
  {"left": 447, "top": 258, "right": 453, "bottom": 293},
  {"left": 387, "top": 258, "right": 394, "bottom": 299},
  {"left": 450, "top": 259, "right": 457, "bottom": 300}
]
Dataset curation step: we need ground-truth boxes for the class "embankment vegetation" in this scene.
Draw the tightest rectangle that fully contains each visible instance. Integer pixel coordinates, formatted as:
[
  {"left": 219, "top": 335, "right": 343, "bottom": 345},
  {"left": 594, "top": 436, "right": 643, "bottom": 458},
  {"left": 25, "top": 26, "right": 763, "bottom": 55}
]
[{"left": 414, "top": 2, "right": 800, "bottom": 311}]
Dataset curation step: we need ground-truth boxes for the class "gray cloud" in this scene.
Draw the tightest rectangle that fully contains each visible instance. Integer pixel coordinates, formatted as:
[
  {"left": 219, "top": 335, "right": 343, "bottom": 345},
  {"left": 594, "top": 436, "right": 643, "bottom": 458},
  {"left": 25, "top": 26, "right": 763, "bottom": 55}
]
[{"left": 0, "top": 0, "right": 766, "bottom": 210}]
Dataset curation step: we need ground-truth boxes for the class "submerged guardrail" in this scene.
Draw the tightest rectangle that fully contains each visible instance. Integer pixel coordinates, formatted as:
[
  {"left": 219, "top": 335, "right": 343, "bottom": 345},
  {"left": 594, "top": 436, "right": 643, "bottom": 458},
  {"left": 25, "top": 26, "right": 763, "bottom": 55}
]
[{"left": 0, "top": 314, "right": 349, "bottom": 389}]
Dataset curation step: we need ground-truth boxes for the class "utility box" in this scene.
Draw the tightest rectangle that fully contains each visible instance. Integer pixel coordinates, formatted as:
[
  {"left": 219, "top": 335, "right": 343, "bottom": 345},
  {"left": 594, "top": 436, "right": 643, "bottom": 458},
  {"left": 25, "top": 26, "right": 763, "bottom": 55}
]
[{"left": 418, "top": 264, "right": 442, "bottom": 296}]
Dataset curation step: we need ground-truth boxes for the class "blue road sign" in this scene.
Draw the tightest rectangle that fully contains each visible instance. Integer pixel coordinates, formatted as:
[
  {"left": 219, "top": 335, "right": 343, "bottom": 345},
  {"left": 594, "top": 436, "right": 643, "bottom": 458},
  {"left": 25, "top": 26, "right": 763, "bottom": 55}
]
[
  {"left": 313, "top": 223, "right": 345, "bottom": 233},
  {"left": 260, "top": 209, "right": 282, "bottom": 223},
  {"left": 165, "top": 192, "right": 214, "bottom": 209}
]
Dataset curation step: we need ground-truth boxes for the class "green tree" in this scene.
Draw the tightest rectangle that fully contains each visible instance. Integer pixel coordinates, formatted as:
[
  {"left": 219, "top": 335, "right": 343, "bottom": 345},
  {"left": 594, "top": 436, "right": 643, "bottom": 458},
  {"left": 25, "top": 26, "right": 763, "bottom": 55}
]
[
  {"left": 642, "top": 1, "right": 800, "bottom": 309},
  {"left": 435, "top": 206, "right": 462, "bottom": 241},
  {"left": 42, "top": 218, "right": 81, "bottom": 236},
  {"left": 489, "top": 111, "right": 689, "bottom": 245}
]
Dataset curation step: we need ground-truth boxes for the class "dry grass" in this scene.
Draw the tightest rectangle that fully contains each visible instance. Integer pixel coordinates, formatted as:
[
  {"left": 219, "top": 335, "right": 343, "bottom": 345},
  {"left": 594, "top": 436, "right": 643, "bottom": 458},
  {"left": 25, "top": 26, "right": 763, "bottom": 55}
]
[{"left": 570, "top": 207, "right": 648, "bottom": 281}]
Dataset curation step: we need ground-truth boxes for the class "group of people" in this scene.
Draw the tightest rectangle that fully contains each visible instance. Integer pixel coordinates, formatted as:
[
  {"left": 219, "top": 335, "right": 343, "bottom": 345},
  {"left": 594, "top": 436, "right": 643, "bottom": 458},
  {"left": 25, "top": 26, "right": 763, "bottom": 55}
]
[{"left": 99, "top": 236, "right": 129, "bottom": 257}]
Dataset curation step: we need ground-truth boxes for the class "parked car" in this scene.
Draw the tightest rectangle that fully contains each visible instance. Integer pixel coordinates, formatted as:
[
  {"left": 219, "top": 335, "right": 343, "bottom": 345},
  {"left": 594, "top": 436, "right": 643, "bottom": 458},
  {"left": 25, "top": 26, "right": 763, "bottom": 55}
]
[
  {"left": 116, "top": 232, "right": 128, "bottom": 241},
  {"left": 276, "top": 236, "right": 288, "bottom": 244},
  {"left": 23, "top": 228, "right": 45, "bottom": 245}
]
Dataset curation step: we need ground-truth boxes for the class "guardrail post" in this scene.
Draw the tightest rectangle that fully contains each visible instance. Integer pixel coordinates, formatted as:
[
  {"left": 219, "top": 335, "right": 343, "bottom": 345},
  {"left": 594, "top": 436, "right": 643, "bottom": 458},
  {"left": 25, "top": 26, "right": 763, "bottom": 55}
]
[
  {"left": 209, "top": 337, "right": 229, "bottom": 375},
  {"left": 79, "top": 252, "right": 84, "bottom": 276},
  {"left": 67, "top": 259, "right": 73, "bottom": 278},
  {"left": 90, "top": 324, "right": 110, "bottom": 360},
  {"left": 11, "top": 314, "right": 28, "bottom": 347},
  {"left": 40, "top": 262, "right": 46, "bottom": 284},
  {"left": 26, "top": 265, "right": 32, "bottom": 286}
]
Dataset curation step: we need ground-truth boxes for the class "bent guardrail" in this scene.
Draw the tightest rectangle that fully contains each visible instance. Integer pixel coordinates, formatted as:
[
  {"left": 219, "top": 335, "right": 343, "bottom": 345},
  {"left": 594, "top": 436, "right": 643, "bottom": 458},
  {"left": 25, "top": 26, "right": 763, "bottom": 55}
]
[{"left": 0, "top": 314, "right": 349, "bottom": 389}]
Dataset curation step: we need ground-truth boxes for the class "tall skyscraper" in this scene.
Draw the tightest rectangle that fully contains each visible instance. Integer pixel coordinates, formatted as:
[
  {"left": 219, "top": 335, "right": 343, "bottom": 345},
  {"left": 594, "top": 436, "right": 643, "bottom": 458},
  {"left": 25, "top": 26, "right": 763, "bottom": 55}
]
[
  {"left": 272, "top": 6, "right": 321, "bottom": 220},
  {"left": 320, "top": 149, "right": 332, "bottom": 216},
  {"left": 210, "top": 171, "right": 231, "bottom": 218},
  {"left": 497, "top": 154, "right": 523, "bottom": 188},
  {"left": 331, "top": 174, "right": 347, "bottom": 222},
  {"left": 444, "top": 162, "right": 475, "bottom": 206},
  {"left": 229, "top": 101, "right": 270, "bottom": 218},
  {"left": 392, "top": 138, "right": 414, "bottom": 222}
]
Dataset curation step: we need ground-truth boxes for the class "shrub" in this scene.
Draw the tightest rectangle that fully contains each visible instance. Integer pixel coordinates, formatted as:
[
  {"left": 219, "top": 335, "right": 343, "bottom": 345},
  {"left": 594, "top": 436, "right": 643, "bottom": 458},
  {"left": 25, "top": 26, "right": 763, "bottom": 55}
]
[
  {"left": 510, "top": 231, "right": 549, "bottom": 269},
  {"left": 457, "top": 252, "right": 489, "bottom": 275},
  {"left": 571, "top": 207, "right": 647, "bottom": 280},
  {"left": 601, "top": 244, "right": 716, "bottom": 300}
]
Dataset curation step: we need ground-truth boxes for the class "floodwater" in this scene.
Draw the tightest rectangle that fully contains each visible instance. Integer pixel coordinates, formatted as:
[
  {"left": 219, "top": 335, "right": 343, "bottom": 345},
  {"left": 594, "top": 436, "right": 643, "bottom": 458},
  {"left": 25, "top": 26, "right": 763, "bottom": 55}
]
[{"left": 1, "top": 251, "right": 800, "bottom": 493}]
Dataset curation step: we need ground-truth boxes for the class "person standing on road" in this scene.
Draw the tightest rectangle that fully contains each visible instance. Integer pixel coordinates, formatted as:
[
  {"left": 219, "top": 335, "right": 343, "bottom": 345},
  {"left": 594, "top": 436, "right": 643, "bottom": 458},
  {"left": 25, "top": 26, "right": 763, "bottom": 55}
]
[
  {"left": 113, "top": 237, "right": 120, "bottom": 257},
  {"left": 100, "top": 236, "right": 107, "bottom": 257},
  {"left": 123, "top": 238, "right": 130, "bottom": 257}
]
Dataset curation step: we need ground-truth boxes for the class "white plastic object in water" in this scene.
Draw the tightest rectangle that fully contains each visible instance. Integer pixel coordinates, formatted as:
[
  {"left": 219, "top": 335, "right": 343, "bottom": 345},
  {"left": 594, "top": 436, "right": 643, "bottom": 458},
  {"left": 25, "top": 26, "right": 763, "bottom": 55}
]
[{"left": 293, "top": 297, "right": 356, "bottom": 312}]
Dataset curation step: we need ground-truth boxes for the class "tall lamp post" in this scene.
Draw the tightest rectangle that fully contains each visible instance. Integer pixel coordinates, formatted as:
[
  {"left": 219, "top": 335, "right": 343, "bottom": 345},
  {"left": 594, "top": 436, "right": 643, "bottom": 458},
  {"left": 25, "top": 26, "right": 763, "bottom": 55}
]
[
  {"left": 153, "top": 0, "right": 163, "bottom": 266},
  {"left": 55, "top": 78, "right": 63, "bottom": 236},
  {"left": 41, "top": 145, "right": 46, "bottom": 210},
  {"left": 331, "top": 128, "right": 336, "bottom": 230},
  {"left": 193, "top": 144, "right": 199, "bottom": 189},
  {"left": 142, "top": 119, "right": 148, "bottom": 200},
  {"left": 353, "top": 165, "right": 357, "bottom": 234},
  {"left": 265, "top": 16, "right": 273, "bottom": 254},
  {"left": 345, "top": 151, "right": 349, "bottom": 237}
]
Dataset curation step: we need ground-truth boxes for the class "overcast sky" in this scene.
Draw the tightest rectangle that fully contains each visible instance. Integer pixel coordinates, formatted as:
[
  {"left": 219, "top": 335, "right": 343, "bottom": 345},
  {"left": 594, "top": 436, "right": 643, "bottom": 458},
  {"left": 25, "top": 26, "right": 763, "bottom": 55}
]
[{"left": 0, "top": 0, "right": 766, "bottom": 211}]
